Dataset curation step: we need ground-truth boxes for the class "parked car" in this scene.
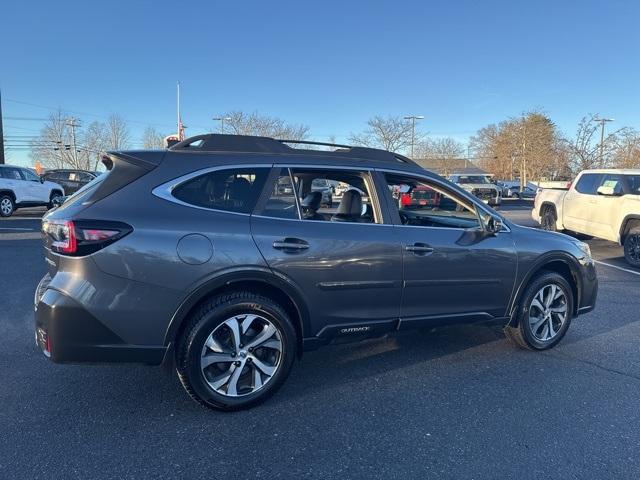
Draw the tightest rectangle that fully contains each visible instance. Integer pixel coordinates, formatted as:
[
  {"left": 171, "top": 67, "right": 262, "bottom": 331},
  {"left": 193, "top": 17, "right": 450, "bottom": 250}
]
[
  {"left": 449, "top": 174, "right": 501, "bottom": 206},
  {"left": 36, "top": 134, "right": 597, "bottom": 411},
  {"left": 41, "top": 169, "right": 99, "bottom": 195},
  {"left": 0, "top": 165, "right": 64, "bottom": 217},
  {"left": 399, "top": 184, "right": 441, "bottom": 208},
  {"left": 534, "top": 168, "right": 640, "bottom": 267},
  {"left": 510, "top": 185, "right": 537, "bottom": 199}
]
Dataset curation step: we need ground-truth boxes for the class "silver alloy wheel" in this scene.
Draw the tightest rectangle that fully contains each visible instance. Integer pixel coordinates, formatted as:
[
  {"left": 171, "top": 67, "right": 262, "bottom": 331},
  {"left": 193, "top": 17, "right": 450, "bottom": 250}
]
[
  {"left": 200, "top": 314, "right": 283, "bottom": 397},
  {"left": 528, "top": 284, "right": 568, "bottom": 341},
  {"left": 0, "top": 198, "right": 12, "bottom": 216}
]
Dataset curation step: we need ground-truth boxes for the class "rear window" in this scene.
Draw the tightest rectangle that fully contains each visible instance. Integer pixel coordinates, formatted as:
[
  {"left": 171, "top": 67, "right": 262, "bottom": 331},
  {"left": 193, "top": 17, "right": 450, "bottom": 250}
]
[{"left": 172, "top": 167, "right": 269, "bottom": 214}]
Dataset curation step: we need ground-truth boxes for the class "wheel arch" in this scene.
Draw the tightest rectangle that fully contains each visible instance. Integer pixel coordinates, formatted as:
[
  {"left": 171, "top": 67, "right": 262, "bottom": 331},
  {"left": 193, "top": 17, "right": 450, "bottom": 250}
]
[
  {"left": 507, "top": 253, "right": 581, "bottom": 327},
  {"left": 0, "top": 189, "right": 16, "bottom": 202},
  {"left": 50, "top": 188, "right": 64, "bottom": 198},
  {"left": 164, "top": 268, "right": 310, "bottom": 359},
  {"left": 619, "top": 215, "right": 640, "bottom": 245},
  {"left": 539, "top": 201, "right": 563, "bottom": 230}
]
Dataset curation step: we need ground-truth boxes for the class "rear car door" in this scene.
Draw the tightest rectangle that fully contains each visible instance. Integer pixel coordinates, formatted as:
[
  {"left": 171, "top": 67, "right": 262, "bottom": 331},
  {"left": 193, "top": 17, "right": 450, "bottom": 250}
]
[
  {"left": 562, "top": 173, "right": 603, "bottom": 235},
  {"left": 380, "top": 171, "right": 517, "bottom": 326},
  {"left": 251, "top": 166, "right": 402, "bottom": 340},
  {"left": 2, "top": 167, "right": 30, "bottom": 201}
]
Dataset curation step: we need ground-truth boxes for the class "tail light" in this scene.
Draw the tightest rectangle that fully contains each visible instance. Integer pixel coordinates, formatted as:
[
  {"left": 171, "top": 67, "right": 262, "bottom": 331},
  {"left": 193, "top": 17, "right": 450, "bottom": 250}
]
[
  {"left": 400, "top": 193, "right": 412, "bottom": 206},
  {"left": 42, "top": 219, "right": 132, "bottom": 256}
]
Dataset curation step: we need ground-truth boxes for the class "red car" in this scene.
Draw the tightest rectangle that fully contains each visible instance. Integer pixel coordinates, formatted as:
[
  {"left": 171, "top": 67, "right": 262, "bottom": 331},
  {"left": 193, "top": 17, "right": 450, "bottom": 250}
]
[{"left": 400, "top": 185, "right": 441, "bottom": 208}]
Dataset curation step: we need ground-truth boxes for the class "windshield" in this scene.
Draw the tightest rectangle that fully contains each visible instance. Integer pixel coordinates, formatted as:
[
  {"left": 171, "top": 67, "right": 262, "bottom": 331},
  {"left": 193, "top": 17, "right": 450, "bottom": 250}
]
[{"left": 457, "top": 176, "right": 493, "bottom": 184}]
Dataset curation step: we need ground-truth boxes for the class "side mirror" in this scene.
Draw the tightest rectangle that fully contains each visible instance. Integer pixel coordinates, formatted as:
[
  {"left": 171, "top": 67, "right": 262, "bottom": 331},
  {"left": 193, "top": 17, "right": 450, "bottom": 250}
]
[
  {"left": 596, "top": 185, "right": 616, "bottom": 196},
  {"left": 486, "top": 216, "right": 503, "bottom": 234}
]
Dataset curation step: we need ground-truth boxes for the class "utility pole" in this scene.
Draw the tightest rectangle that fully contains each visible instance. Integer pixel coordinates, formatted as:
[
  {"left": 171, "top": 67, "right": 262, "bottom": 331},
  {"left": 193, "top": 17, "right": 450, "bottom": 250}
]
[
  {"left": 213, "top": 116, "right": 232, "bottom": 134},
  {"left": 593, "top": 117, "right": 614, "bottom": 165},
  {"left": 404, "top": 115, "right": 424, "bottom": 158},
  {"left": 66, "top": 117, "right": 80, "bottom": 167},
  {"left": 0, "top": 89, "right": 5, "bottom": 164}
]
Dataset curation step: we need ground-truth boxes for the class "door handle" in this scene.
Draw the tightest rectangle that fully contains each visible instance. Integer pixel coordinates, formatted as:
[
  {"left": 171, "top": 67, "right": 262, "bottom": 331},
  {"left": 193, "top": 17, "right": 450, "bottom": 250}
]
[
  {"left": 405, "top": 243, "right": 434, "bottom": 255},
  {"left": 272, "top": 238, "right": 309, "bottom": 251}
]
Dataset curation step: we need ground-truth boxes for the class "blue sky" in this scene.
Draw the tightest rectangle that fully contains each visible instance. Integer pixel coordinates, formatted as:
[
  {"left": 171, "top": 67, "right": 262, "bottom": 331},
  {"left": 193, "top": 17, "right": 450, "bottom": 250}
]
[{"left": 2, "top": 0, "right": 639, "bottom": 165}]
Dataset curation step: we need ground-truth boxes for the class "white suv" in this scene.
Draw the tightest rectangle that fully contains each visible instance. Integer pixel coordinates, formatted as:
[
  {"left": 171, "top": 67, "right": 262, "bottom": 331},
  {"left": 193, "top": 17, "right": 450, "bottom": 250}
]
[
  {"left": 534, "top": 169, "right": 640, "bottom": 266},
  {"left": 0, "top": 165, "right": 65, "bottom": 217}
]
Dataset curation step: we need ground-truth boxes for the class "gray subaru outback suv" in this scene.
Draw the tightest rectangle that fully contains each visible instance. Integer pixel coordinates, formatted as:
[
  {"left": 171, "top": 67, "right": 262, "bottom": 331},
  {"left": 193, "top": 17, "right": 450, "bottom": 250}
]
[{"left": 35, "top": 134, "right": 598, "bottom": 410}]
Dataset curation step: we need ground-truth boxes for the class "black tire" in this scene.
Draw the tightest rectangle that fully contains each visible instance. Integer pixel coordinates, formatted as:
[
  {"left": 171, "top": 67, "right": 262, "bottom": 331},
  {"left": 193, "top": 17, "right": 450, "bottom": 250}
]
[
  {"left": 623, "top": 228, "right": 640, "bottom": 268},
  {"left": 176, "top": 291, "right": 296, "bottom": 411},
  {"left": 49, "top": 191, "right": 63, "bottom": 209},
  {"left": 0, "top": 194, "right": 15, "bottom": 217},
  {"left": 505, "top": 271, "right": 574, "bottom": 351},
  {"left": 540, "top": 206, "right": 557, "bottom": 232}
]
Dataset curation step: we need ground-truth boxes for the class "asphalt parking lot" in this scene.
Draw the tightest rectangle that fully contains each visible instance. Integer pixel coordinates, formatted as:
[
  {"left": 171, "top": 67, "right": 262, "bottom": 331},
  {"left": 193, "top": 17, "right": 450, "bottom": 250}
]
[{"left": 1, "top": 200, "right": 639, "bottom": 479}]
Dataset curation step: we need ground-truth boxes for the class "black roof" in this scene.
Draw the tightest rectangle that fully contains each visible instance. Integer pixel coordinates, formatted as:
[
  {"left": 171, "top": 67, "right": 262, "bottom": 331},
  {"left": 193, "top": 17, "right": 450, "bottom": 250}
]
[{"left": 169, "top": 134, "right": 420, "bottom": 167}]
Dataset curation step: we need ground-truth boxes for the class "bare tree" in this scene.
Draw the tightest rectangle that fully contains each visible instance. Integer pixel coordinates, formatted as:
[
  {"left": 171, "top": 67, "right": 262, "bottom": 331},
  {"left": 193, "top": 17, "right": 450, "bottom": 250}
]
[
  {"left": 142, "top": 126, "right": 166, "bottom": 149},
  {"left": 223, "top": 111, "right": 309, "bottom": 140},
  {"left": 349, "top": 116, "right": 416, "bottom": 153},
  {"left": 83, "top": 121, "right": 109, "bottom": 170},
  {"left": 610, "top": 127, "right": 640, "bottom": 169},
  {"left": 562, "top": 114, "right": 621, "bottom": 172},
  {"left": 106, "top": 114, "right": 131, "bottom": 150},
  {"left": 415, "top": 137, "right": 465, "bottom": 176},
  {"left": 30, "top": 110, "right": 91, "bottom": 170}
]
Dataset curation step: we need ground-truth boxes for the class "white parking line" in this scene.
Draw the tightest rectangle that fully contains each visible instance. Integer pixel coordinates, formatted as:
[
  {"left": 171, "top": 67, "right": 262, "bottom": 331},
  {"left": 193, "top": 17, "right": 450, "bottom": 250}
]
[
  {"left": 594, "top": 260, "right": 640, "bottom": 277},
  {"left": 0, "top": 227, "right": 35, "bottom": 231}
]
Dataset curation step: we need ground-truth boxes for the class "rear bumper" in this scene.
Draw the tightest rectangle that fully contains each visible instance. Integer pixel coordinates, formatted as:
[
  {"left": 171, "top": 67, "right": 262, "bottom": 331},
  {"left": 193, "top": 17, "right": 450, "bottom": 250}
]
[{"left": 34, "top": 278, "right": 165, "bottom": 365}]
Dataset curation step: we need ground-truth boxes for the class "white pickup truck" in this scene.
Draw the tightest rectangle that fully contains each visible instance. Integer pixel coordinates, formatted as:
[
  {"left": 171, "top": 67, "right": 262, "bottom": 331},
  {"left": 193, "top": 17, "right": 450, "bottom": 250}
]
[
  {"left": 0, "top": 164, "right": 65, "bottom": 217},
  {"left": 533, "top": 169, "right": 640, "bottom": 266}
]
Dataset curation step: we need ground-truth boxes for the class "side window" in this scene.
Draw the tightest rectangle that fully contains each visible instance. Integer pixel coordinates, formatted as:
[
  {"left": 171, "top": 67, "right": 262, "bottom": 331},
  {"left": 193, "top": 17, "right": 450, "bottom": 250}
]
[
  {"left": 626, "top": 175, "right": 640, "bottom": 194},
  {"left": 261, "top": 168, "right": 299, "bottom": 219},
  {"left": 172, "top": 167, "right": 269, "bottom": 214},
  {"left": 385, "top": 174, "right": 481, "bottom": 229},
  {"left": 2, "top": 168, "right": 23, "bottom": 180},
  {"left": 291, "top": 168, "right": 378, "bottom": 223},
  {"left": 79, "top": 172, "right": 94, "bottom": 182},
  {"left": 20, "top": 169, "right": 40, "bottom": 182},
  {"left": 574, "top": 174, "right": 603, "bottom": 195},
  {"left": 599, "top": 174, "right": 624, "bottom": 195}
]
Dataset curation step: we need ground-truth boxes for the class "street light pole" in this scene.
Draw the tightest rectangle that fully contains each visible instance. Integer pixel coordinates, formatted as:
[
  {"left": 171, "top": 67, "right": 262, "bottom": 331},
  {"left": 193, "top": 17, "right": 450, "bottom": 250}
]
[
  {"left": 213, "top": 117, "right": 232, "bottom": 134},
  {"left": 404, "top": 115, "right": 424, "bottom": 158},
  {"left": 593, "top": 117, "right": 614, "bottom": 165}
]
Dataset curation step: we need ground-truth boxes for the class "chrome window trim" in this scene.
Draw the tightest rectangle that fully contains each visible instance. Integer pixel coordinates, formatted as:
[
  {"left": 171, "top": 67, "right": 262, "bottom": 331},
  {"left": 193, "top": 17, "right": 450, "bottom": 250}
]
[{"left": 151, "top": 163, "right": 273, "bottom": 214}]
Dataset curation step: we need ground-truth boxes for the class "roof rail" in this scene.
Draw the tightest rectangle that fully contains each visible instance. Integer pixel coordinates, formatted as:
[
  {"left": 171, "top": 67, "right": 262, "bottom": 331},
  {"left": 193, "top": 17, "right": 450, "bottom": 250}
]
[{"left": 169, "top": 134, "right": 419, "bottom": 166}]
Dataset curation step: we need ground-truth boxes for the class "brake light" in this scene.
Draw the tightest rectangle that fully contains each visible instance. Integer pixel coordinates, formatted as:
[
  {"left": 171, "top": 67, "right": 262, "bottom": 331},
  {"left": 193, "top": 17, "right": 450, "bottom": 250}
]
[
  {"left": 43, "top": 219, "right": 132, "bottom": 256},
  {"left": 44, "top": 220, "right": 77, "bottom": 254}
]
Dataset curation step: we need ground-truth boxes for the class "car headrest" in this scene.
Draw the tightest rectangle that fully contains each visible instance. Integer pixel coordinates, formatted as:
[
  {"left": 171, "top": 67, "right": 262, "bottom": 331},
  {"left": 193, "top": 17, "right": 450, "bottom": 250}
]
[
  {"left": 337, "top": 190, "right": 362, "bottom": 216},
  {"left": 301, "top": 191, "right": 322, "bottom": 210},
  {"left": 230, "top": 177, "right": 251, "bottom": 203}
]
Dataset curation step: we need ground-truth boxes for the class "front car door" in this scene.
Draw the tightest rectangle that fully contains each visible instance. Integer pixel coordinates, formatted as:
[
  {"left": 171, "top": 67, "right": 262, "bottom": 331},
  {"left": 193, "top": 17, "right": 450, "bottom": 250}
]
[
  {"left": 378, "top": 170, "right": 517, "bottom": 327},
  {"left": 1, "top": 167, "right": 30, "bottom": 202},
  {"left": 591, "top": 173, "right": 627, "bottom": 242},
  {"left": 251, "top": 165, "right": 402, "bottom": 341},
  {"left": 19, "top": 168, "right": 48, "bottom": 202}
]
